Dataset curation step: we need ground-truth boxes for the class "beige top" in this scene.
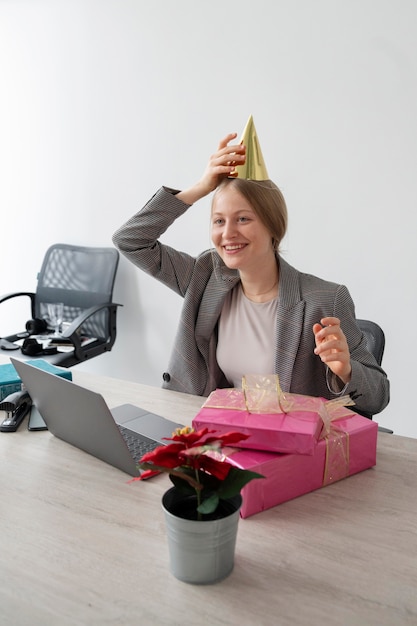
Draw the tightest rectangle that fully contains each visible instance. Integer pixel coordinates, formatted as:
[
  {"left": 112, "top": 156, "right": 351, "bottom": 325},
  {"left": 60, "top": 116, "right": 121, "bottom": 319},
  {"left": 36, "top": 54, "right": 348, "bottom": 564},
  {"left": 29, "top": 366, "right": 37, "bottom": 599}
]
[{"left": 217, "top": 284, "right": 278, "bottom": 387}]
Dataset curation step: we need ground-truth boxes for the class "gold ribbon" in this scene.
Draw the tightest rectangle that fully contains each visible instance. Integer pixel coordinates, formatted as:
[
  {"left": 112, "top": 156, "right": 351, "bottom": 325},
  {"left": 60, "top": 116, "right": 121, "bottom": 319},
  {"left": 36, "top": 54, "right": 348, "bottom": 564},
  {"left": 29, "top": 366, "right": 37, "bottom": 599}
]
[
  {"left": 318, "top": 395, "right": 353, "bottom": 485},
  {"left": 322, "top": 425, "right": 350, "bottom": 485}
]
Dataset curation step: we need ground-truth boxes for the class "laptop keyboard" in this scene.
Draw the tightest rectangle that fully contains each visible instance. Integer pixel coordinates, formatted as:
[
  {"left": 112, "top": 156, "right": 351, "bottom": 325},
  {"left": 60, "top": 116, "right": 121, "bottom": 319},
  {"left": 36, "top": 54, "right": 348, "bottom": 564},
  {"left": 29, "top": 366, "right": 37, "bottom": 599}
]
[{"left": 118, "top": 424, "right": 160, "bottom": 462}]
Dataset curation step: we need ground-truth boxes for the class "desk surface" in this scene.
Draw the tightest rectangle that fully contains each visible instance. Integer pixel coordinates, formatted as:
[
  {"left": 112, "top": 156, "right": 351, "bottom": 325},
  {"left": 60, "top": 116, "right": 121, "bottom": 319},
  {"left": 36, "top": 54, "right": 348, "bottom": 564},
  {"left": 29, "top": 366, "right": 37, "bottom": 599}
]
[{"left": 1, "top": 369, "right": 417, "bottom": 626}]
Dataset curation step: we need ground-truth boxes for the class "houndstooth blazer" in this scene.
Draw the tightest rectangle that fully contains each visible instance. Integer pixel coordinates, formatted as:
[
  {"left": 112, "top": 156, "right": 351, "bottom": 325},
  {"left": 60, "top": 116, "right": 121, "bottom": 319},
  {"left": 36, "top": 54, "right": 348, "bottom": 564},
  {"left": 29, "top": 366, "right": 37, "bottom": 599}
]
[{"left": 113, "top": 187, "right": 389, "bottom": 416}]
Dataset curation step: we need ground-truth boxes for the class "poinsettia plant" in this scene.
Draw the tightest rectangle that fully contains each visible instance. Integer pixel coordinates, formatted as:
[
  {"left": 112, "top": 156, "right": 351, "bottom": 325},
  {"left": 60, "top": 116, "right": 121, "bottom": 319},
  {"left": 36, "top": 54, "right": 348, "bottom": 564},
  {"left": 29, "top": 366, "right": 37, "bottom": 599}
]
[{"left": 133, "top": 426, "right": 264, "bottom": 518}]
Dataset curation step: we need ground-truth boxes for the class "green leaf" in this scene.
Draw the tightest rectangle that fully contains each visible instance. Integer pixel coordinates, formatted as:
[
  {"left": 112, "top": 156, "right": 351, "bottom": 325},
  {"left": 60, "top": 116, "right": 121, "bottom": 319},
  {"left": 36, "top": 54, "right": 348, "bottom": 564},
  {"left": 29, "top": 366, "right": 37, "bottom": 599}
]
[
  {"left": 217, "top": 467, "right": 265, "bottom": 500},
  {"left": 196, "top": 470, "right": 222, "bottom": 491},
  {"left": 169, "top": 474, "right": 197, "bottom": 496},
  {"left": 197, "top": 492, "right": 219, "bottom": 515}
]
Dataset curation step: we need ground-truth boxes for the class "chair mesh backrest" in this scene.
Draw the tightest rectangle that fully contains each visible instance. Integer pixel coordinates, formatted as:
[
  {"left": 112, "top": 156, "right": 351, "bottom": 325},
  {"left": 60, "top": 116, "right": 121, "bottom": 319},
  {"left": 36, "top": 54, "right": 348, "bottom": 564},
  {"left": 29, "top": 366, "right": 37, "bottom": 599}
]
[
  {"left": 35, "top": 244, "right": 119, "bottom": 339},
  {"left": 357, "top": 319, "right": 385, "bottom": 366}
]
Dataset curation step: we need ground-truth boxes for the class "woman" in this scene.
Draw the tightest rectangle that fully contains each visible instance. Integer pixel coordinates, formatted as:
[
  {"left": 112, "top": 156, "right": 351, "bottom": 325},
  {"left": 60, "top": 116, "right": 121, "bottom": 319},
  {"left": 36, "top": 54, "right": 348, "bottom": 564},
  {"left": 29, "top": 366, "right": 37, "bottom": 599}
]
[{"left": 113, "top": 132, "right": 389, "bottom": 417}]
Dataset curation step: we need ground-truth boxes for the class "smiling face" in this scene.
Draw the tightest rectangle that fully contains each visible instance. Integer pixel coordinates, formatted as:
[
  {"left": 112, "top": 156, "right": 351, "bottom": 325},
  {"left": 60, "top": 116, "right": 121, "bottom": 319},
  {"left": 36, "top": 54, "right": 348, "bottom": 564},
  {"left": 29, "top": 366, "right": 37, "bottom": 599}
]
[{"left": 211, "top": 184, "right": 276, "bottom": 275}]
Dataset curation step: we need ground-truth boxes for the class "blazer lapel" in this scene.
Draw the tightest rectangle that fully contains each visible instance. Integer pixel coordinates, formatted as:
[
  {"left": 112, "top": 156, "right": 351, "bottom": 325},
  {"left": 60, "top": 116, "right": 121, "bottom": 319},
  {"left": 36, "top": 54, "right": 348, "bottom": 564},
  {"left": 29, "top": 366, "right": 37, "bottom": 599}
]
[{"left": 275, "top": 257, "right": 305, "bottom": 392}]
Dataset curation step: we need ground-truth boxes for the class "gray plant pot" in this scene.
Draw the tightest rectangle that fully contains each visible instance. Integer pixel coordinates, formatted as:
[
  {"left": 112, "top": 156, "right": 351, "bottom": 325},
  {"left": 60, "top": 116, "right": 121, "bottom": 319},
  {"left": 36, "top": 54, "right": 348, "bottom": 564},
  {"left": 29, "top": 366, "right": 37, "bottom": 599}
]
[{"left": 162, "top": 487, "right": 242, "bottom": 584}]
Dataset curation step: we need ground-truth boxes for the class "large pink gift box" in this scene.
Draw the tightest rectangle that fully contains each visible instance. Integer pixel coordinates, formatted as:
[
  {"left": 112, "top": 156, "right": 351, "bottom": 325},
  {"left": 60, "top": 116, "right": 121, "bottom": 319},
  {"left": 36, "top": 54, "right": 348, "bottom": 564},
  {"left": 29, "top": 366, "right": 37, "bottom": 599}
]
[
  {"left": 193, "top": 385, "right": 355, "bottom": 455},
  {"left": 222, "top": 413, "right": 378, "bottom": 518}
]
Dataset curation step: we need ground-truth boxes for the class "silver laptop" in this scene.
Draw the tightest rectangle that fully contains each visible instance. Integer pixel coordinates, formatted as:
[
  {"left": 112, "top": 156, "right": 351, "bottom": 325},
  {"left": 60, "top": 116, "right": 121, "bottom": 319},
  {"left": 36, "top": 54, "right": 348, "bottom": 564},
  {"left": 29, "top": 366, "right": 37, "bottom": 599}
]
[{"left": 11, "top": 358, "right": 183, "bottom": 477}]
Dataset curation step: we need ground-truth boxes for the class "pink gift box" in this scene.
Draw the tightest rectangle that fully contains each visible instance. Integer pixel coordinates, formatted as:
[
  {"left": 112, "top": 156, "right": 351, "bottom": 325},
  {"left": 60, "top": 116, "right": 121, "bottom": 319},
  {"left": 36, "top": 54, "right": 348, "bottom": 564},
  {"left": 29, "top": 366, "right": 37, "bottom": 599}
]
[
  {"left": 222, "top": 413, "right": 378, "bottom": 518},
  {"left": 193, "top": 387, "right": 355, "bottom": 455}
]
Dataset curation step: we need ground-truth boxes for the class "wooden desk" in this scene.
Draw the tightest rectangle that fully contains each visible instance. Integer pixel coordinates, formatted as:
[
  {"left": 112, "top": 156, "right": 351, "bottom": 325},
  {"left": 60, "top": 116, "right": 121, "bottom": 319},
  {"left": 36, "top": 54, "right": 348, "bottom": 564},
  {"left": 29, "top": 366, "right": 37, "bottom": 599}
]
[{"left": 1, "top": 370, "right": 416, "bottom": 626}]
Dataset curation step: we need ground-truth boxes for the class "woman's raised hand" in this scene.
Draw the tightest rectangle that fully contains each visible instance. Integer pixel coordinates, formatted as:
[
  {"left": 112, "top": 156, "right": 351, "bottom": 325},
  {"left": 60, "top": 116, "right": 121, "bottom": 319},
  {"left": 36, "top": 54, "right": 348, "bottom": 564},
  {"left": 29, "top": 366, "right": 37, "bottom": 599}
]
[
  {"left": 177, "top": 134, "right": 246, "bottom": 205},
  {"left": 201, "top": 133, "right": 246, "bottom": 192}
]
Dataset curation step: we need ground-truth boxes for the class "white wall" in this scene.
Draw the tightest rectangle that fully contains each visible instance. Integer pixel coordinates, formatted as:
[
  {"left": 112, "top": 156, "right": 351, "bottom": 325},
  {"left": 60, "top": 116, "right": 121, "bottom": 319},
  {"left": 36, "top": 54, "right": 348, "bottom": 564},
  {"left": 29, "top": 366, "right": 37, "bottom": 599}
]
[{"left": 1, "top": 0, "right": 416, "bottom": 437}]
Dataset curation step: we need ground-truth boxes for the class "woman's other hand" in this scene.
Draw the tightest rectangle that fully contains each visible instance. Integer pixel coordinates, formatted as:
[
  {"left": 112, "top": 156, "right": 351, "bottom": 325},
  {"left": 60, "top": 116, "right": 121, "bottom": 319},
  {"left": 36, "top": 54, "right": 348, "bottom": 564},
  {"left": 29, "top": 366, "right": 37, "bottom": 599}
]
[{"left": 313, "top": 317, "right": 352, "bottom": 384}]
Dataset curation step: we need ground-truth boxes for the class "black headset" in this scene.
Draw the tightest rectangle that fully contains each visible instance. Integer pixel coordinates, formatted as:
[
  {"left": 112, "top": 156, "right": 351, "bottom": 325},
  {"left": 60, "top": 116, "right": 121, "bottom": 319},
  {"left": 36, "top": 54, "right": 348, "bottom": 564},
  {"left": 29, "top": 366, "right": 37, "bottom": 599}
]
[
  {"left": 21, "top": 337, "right": 57, "bottom": 356},
  {"left": 25, "top": 318, "right": 48, "bottom": 335}
]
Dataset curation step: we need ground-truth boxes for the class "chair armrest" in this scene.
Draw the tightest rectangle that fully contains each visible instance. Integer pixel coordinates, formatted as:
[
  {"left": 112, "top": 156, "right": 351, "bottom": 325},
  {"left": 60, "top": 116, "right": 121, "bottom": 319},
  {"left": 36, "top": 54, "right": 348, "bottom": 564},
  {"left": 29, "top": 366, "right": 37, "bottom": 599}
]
[
  {"left": 60, "top": 302, "right": 122, "bottom": 356},
  {"left": 61, "top": 302, "right": 121, "bottom": 338},
  {"left": 0, "top": 292, "right": 37, "bottom": 342},
  {"left": 0, "top": 291, "right": 36, "bottom": 311}
]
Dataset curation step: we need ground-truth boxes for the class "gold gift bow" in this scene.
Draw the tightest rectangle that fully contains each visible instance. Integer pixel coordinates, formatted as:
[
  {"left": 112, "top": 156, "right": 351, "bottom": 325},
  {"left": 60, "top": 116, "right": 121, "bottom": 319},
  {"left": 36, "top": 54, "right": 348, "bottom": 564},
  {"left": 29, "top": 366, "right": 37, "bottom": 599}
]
[
  {"left": 203, "top": 376, "right": 356, "bottom": 445},
  {"left": 242, "top": 374, "right": 287, "bottom": 413},
  {"left": 243, "top": 377, "right": 353, "bottom": 484},
  {"left": 203, "top": 376, "right": 326, "bottom": 413},
  {"left": 238, "top": 375, "right": 356, "bottom": 429}
]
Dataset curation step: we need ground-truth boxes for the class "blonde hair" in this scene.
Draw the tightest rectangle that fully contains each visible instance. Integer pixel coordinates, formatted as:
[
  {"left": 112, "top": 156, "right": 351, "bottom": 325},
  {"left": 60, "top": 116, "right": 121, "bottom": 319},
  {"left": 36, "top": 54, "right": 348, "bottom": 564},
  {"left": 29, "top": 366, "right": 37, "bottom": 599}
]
[{"left": 213, "top": 178, "right": 288, "bottom": 252}]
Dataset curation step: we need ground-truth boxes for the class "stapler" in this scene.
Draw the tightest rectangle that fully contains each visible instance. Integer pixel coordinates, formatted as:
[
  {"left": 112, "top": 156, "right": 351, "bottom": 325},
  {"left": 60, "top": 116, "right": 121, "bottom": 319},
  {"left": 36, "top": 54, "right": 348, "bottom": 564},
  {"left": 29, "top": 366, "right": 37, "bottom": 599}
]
[{"left": 0, "top": 390, "right": 33, "bottom": 432}]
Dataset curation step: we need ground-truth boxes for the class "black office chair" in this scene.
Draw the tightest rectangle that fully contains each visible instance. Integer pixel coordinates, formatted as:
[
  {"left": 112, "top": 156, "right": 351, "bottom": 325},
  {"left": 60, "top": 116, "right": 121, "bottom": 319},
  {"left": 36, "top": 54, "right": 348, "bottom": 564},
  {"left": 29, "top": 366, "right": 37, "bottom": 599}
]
[
  {"left": 356, "top": 319, "right": 393, "bottom": 434},
  {"left": 0, "top": 243, "right": 121, "bottom": 367}
]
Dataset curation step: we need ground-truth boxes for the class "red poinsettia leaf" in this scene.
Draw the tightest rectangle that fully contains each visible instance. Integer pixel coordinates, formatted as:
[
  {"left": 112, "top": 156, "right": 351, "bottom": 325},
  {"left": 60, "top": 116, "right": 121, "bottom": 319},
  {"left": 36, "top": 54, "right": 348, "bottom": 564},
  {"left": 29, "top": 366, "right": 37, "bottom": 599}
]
[
  {"left": 197, "top": 455, "right": 232, "bottom": 481},
  {"left": 138, "top": 469, "right": 161, "bottom": 480},
  {"left": 169, "top": 427, "right": 214, "bottom": 446},
  {"left": 139, "top": 442, "right": 185, "bottom": 467},
  {"left": 218, "top": 431, "right": 250, "bottom": 446},
  {"left": 199, "top": 430, "right": 250, "bottom": 447}
]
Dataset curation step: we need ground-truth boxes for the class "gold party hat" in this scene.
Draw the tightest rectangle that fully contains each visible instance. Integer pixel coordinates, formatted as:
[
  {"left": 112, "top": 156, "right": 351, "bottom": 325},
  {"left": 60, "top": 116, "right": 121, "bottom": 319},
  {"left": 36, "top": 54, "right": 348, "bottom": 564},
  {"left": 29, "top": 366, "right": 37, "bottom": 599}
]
[{"left": 233, "top": 115, "right": 269, "bottom": 180}]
